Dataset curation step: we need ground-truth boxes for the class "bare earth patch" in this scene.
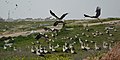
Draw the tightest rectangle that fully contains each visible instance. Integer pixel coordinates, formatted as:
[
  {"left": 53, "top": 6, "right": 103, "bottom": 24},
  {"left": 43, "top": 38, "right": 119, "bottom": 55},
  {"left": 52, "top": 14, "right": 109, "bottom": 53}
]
[{"left": 100, "top": 42, "right": 120, "bottom": 60}]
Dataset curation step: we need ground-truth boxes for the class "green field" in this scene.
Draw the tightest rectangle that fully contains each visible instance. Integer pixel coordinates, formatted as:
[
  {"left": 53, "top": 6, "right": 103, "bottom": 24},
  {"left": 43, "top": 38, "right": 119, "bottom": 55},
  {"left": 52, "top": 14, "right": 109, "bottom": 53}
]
[{"left": 0, "top": 19, "right": 120, "bottom": 60}]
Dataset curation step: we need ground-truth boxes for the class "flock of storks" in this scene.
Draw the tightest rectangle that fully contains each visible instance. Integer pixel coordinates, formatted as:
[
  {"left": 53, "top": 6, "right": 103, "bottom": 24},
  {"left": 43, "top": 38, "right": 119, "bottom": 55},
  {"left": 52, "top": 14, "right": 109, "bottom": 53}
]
[
  {"left": 31, "top": 25, "right": 117, "bottom": 56},
  {"left": 3, "top": 6, "right": 117, "bottom": 58},
  {"left": 28, "top": 6, "right": 119, "bottom": 56},
  {"left": 50, "top": 6, "right": 101, "bottom": 27},
  {"left": 29, "top": 6, "right": 120, "bottom": 57}
]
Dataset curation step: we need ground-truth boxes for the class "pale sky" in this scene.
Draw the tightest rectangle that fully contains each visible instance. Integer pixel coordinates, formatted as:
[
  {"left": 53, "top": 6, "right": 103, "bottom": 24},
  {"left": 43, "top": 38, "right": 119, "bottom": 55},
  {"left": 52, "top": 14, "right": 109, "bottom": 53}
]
[{"left": 0, "top": 0, "right": 120, "bottom": 19}]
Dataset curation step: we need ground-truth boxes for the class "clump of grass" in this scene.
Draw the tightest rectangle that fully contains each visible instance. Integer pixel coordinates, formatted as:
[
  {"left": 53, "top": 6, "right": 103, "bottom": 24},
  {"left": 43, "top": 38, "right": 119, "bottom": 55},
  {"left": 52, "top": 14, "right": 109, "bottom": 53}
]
[
  {"left": 107, "top": 17, "right": 120, "bottom": 20},
  {"left": 65, "top": 24, "right": 83, "bottom": 28}
]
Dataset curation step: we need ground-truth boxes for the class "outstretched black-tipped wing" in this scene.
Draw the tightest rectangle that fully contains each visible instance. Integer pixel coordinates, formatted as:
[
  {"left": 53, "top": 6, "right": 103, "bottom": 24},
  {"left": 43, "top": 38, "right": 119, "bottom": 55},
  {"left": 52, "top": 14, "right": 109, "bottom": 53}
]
[
  {"left": 84, "top": 6, "right": 101, "bottom": 18},
  {"left": 84, "top": 14, "right": 91, "bottom": 17},
  {"left": 50, "top": 10, "right": 59, "bottom": 19},
  {"left": 60, "top": 13, "right": 68, "bottom": 20},
  {"left": 95, "top": 6, "right": 101, "bottom": 18},
  {"left": 84, "top": 14, "right": 96, "bottom": 18},
  {"left": 53, "top": 21, "right": 64, "bottom": 26}
]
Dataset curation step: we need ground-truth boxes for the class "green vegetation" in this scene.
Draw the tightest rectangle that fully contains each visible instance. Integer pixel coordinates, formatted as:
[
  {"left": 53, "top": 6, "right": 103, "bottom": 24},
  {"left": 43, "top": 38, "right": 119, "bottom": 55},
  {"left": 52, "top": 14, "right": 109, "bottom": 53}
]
[
  {"left": 87, "top": 18, "right": 120, "bottom": 23},
  {"left": 0, "top": 21, "right": 54, "bottom": 35},
  {"left": 0, "top": 19, "right": 120, "bottom": 60}
]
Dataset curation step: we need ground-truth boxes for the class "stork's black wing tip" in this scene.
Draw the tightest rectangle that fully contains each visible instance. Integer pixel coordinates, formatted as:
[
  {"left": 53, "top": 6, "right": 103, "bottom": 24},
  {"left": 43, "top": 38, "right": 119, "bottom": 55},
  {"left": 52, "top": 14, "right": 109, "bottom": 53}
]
[
  {"left": 66, "top": 13, "right": 68, "bottom": 14},
  {"left": 50, "top": 10, "right": 54, "bottom": 14},
  {"left": 84, "top": 14, "right": 90, "bottom": 17},
  {"left": 84, "top": 14, "right": 86, "bottom": 16},
  {"left": 49, "top": 10, "right": 52, "bottom": 12},
  {"left": 64, "top": 13, "right": 68, "bottom": 15}
]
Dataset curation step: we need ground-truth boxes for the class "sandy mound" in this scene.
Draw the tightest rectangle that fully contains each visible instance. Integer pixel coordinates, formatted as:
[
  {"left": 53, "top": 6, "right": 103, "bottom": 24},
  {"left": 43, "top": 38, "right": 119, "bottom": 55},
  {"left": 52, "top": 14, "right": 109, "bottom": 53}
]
[{"left": 100, "top": 42, "right": 120, "bottom": 60}]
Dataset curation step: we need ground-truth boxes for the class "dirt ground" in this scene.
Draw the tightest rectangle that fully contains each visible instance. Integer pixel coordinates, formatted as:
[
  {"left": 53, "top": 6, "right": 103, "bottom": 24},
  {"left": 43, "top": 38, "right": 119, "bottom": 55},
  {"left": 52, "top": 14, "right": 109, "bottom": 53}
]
[
  {"left": 100, "top": 42, "right": 120, "bottom": 60},
  {"left": 0, "top": 20, "right": 120, "bottom": 38}
]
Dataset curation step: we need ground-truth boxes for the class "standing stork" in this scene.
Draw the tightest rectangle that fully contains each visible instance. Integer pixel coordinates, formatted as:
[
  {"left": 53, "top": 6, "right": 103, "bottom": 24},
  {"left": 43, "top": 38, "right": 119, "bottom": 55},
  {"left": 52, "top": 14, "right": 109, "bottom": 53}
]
[
  {"left": 35, "top": 33, "right": 44, "bottom": 40},
  {"left": 49, "top": 10, "right": 68, "bottom": 27},
  {"left": 84, "top": 6, "right": 102, "bottom": 23}
]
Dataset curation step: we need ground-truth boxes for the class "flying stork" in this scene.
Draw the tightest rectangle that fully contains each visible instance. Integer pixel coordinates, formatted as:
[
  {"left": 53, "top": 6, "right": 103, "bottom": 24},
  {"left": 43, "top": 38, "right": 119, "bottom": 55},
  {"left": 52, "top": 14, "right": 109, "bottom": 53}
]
[
  {"left": 84, "top": 6, "right": 102, "bottom": 23},
  {"left": 49, "top": 10, "right": 68, "bottom": 27}
]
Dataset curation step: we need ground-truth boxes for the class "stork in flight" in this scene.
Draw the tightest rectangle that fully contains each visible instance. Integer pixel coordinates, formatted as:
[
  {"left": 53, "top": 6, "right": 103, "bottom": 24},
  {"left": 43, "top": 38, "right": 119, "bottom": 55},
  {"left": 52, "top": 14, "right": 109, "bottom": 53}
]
[
  {"left": 84, "top": 6, "right": 102, "bottom": 23},
  {"left": 16, "top": 4, "right": 18, "bottom": 7},
  {"left": 49, "top": 10, "right": 68, "bottom": 26}
]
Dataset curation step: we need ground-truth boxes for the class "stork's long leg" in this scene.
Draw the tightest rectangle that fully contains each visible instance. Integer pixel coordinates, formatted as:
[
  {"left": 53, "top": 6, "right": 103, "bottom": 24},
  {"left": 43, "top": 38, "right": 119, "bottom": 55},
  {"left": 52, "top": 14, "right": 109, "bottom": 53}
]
[{"left": 97, "top": 18, "right": 102, "bottom": 23}]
